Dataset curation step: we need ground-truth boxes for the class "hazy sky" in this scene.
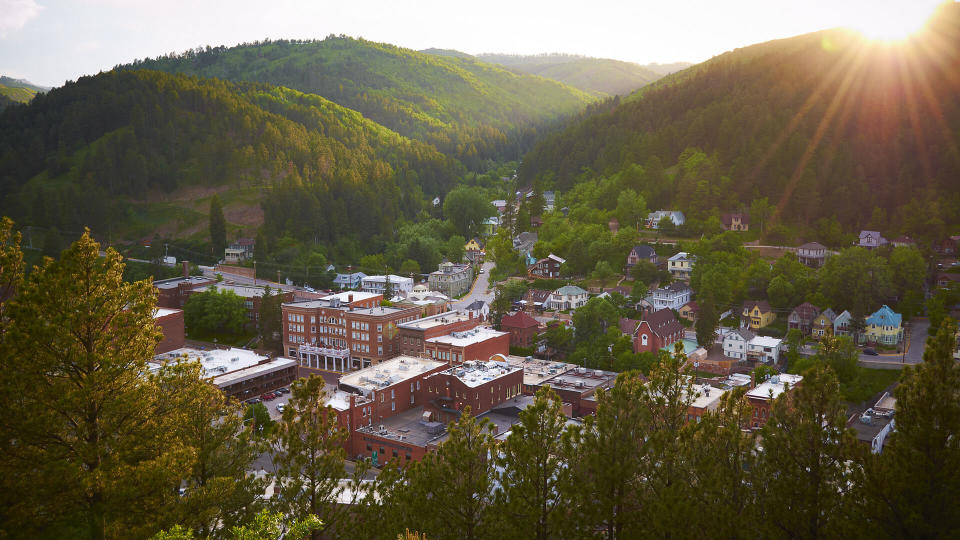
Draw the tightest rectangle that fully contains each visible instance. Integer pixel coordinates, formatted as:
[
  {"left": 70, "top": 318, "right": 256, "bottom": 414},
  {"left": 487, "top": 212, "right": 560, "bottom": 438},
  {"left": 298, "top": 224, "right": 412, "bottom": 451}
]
[{"left": 0, "top": 0, "right": 946, "bottom": 88}]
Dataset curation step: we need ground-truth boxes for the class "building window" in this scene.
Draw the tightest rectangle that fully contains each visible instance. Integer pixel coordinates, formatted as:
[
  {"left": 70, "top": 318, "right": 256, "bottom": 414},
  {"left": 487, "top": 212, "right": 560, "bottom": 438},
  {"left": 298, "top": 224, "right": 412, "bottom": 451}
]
[{"left": 391, "top": 402, "right": 396, "bottom": 411}]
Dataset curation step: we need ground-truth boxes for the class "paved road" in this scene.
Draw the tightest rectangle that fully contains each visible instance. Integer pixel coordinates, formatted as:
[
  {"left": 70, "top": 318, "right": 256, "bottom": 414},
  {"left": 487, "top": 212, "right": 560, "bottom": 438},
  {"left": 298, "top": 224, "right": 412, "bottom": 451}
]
[
  {"left": 452, "top": 261, "right": 495, "bottom": 310},
  {"left": 856, "top": 319, "right": 929, "bottom": 368}
]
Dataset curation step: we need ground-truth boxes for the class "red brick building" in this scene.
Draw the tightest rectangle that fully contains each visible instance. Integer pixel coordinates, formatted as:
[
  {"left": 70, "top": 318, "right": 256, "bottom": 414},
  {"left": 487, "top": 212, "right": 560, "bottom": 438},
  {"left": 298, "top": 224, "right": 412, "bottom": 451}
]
[
  {"left": 422, "top": 359, "right": 525, "bottom": 424},
  {"left": 535, "top": 367, "right": 618, "bottom": 417},
  {"left": 500, "top": 311, "right": 541, "bottom": 348},
  {"left": 155, "top": 275, "right": 216, "bottom": 309},
  {"left": 423, "top": 327, "right": 510, "bottom": 364},
  {"left": 745, "top": 373, "right": 803, "bottom": 429},
  {"left": 153, "top": 308, "right": 185, "bottom": 354},
  {"left": 281, "top": 292, "right": 421, "bottom": 373},
  {"left": 397, "top": 311, "right": 480, "bottom": 356},
  {"left": 631, "top": 308, "right": 684, "bottom": 354}
]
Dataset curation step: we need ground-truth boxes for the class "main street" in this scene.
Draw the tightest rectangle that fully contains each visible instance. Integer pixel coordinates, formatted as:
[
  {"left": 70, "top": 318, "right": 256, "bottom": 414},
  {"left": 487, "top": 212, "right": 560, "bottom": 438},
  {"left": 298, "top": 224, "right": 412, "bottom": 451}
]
[{"left": 452, "top": 261, "right": 495, "bottom": 310}]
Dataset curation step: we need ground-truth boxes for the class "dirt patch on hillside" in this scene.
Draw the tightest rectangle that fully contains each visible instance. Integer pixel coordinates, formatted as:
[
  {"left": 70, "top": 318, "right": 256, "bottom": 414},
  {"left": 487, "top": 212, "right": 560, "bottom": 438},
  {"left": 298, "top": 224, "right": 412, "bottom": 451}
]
[{"left": 224, "top": 204, "right": 264, "bottom": 228}]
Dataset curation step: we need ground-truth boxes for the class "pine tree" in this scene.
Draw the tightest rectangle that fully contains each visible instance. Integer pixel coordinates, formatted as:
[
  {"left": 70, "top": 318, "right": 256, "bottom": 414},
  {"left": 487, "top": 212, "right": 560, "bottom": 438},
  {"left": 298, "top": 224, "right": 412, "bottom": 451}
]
[
  {"left": 567, "top": 373, "right": 649, "bottom": 539},
  {"left": 495, "top": 387, "right": 574, "bottom": 540},
  {"left": 860, "top": 318, "right": 960, "bottom": 537},
  {"left": 0, "top": 217, "right": 23, "bottom": 334},
  {"left": 0, "top": 231, "right": 191, "bottom": 539},
  {"left": 271, "top": 375, "right": 363, "bottom": 540},
  {"left": 257, "top": 285, "right": 282, "bottom": 352},
  {"left": 209, "top": 195, "right": 227, "bottom": 257},
  {"left": 398, "top": 409, "right": 498, "bottom": 540},
  {"left": 753, "top": 365, "right": 858, "bottom": 538}
]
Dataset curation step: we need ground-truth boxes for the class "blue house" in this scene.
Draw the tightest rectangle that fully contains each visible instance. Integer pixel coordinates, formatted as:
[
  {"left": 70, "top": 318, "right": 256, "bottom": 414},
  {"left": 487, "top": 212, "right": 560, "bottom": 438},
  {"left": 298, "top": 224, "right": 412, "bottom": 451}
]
[
  {"left": 863, "top": 305, "right": 903, "bottom": 345},
  {"left": 333, "top": 272, "right": 366, "bottom": 290}
]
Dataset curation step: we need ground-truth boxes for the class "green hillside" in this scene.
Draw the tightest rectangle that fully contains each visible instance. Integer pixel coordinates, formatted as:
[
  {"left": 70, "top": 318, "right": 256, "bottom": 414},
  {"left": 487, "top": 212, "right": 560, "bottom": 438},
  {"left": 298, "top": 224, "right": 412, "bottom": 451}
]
[
  {"left": 476, "top": 53, "right": 668, "bottom": 96},
  {"left": 519, "top": 3, "right": 960, "bottom": 242},
  {"left": 0, "top": 83, "right": 37, "bottom": 104},
  {"left": 122, "top": 37, "right": 595, "bottom": 169},
  {"left": 0, "top": 69, "right": 461, "bottom": 244}
]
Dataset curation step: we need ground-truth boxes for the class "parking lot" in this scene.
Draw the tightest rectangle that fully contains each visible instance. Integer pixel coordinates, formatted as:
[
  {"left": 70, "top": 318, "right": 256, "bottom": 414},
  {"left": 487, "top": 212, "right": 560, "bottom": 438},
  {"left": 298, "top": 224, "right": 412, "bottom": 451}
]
[{"left": 243, "top": 378, "right": 335, "bottom": 421}]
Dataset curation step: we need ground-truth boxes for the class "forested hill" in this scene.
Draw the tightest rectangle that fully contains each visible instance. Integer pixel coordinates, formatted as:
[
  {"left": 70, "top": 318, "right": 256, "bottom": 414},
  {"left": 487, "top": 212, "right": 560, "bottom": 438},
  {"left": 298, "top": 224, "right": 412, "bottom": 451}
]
[
  {"left": 0, "top": 76, "right": 49, "bottom": 110},
  {"left": 120, "top": 37, "right": 595, "bottom": 169},
  {"left": 519, "top": 3, "right": 960, "bottom": 241},
  {"left": 475, "top": 53, "right": 672, "bottom": 96},
  {"left": 0, "top": 69, "right": 462, "bottom": 242}
]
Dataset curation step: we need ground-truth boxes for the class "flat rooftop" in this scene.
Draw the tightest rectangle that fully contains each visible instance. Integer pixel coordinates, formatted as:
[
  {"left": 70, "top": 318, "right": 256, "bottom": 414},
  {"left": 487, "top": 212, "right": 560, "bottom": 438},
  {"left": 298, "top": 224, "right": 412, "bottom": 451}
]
[
  {"left": 540, "top": 366, "right": 618, "bottom": 394},
  {"left": 326, "top": 389, "right": 362, "bottom": 411},
  {"left": 497, "top": 354, "right": 577, "bottom": 387},
  {"left": 398, "top": 311, "right": 472, "bottom": 331},
  {"left": 153, "top": 276, "right": 213, "bottom": 290},
  {"left": 338, "top": 356, "right": 446, "bottom": 396},
  {"left": 750, "top": 336, "right": 782, "bottom": 348},
  {"left": 153, "top": 307, "right": 181, "bottom": 318},
  {"left": 283, "top": 291, "right": 383, "bottom": 309},
  {"left": 746, "top": 373, "right": 803, "bottom": 401},
  {"left": 442, "top": 359, "right": 522, "bottom": 388},
  {"left": 689, "top": 383, "right": 727, "bottom": 410},
  {"left": 426, "top": 327, "right": 507, "bottom": 347},
  {"left": 849, "top": 411, "right": 894, "bottom": 442},
  {"left": 150, "top": 347, "right": 295, "bottom": 387},
  {"left": 355, "top": 405, "right": 446, "bottom": 448}
]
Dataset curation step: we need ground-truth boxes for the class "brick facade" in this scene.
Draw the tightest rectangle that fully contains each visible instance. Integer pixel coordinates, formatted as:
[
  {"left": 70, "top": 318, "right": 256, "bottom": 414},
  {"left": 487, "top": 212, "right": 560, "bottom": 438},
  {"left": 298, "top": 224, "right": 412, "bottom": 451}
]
[{"left": 153, "top": 309, "right": 185, "bottom": 354}]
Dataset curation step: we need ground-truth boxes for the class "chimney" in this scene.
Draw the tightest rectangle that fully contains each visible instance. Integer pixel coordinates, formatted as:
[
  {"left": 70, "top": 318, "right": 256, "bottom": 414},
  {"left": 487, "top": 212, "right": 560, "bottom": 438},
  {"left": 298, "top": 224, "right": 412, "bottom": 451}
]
[
  {"left": 182, "top": 260, "right": 190, "bottom": 278},
  {"left": 468, "top": 311, "right": 473, "bottom": 319},
  {"left": 750, "top": 371, "right": 756, "bottom": 389},
  {"left": 348, "top": 294, "right": 354, "bottom": 304}
]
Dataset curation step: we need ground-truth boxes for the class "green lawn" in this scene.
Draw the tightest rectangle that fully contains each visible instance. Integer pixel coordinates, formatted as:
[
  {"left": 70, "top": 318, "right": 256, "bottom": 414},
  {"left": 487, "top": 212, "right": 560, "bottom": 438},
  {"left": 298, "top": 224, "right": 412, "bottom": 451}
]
[{"left": 841, "top": 368, "right": 901, "bottom": 403}]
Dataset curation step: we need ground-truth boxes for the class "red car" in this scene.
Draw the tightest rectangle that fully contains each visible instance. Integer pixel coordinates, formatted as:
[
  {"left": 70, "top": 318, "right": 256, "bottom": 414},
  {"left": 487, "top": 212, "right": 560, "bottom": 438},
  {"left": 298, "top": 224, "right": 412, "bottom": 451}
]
[{"left": 261, "top": 392, "right": 276, "bottom": 401}]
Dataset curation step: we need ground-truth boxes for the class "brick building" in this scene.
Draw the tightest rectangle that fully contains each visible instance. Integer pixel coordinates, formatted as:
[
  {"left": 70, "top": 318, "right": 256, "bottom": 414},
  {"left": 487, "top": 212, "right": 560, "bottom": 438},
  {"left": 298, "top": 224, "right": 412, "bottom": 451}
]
[
  {"left": 153, "top": 308, "right": 185, "bottom": 354},
  {"left": 424, "top": 327, "right": 510, "bottom": 364},
  {"left": 422, "top": 359, "right": 525, "bottom": 424},
  {"left": 745, "top": 373, "right": 803, "bottom": 429},
  {"left": 499, "top": 354, "right": 577, "bottom": 396},
  {"left": 151, "top": 347, "right": 297, "bottom": 401},
  {"left": 528, "top": 254, "right": 565, "bottom": 278},
  {"left": 281, "top": 291, "right": 421, "bottom": 373},
  {"left": 500, "top": 311, "right": 541, "bottom": 348},
  {"left": 397, "top": 311, "right": 481, "bottom": 357},
  {"left": 632, "top": 308, "right": 685, "bottom": 354},
  {"left": 535, "top": 367, "right": 618, "bottom": 417},
  {"left": 154, "top": 275, "right": 216, "bottom": 309}
]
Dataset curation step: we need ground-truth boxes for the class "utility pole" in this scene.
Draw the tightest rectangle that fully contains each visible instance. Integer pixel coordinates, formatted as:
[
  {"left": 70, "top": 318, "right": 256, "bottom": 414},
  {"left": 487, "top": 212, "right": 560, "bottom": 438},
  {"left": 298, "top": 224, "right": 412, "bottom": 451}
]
[{"left": 253, "top": 260, "right": 256, "bottom": 286}]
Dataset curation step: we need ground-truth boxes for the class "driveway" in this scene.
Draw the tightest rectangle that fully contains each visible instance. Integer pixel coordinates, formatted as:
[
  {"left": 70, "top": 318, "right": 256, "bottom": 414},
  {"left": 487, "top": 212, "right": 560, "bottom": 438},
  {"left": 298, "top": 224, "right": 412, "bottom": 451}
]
[
  {"left": 452, "top": 261, "right": 495, "bottom": 309},
  {"left": 857, "top": 319, "right": 930, "bottom": 368}
]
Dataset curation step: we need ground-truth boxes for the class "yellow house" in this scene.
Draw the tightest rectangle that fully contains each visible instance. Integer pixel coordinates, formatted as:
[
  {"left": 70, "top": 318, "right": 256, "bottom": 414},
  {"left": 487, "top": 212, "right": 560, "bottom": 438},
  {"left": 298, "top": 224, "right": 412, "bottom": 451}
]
[
  {"left": 678, "top": 301, "right": 699, "bottom": 322},
  {"left": 742, "top": 300, "right": 776, "bottom": 329},
  {"left": 464, "top": 238, "right": 483, "bottom": 252},
  {"left": 863, "top": 305, "right": 903, "bottom": 345}
]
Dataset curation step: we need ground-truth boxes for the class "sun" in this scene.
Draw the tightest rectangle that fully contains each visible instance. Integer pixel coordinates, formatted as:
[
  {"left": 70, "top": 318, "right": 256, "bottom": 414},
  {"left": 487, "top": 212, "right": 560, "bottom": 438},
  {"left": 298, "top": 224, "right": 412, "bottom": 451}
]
[{"left": 845, "top": 1, "right": 939, "bottom": 42}]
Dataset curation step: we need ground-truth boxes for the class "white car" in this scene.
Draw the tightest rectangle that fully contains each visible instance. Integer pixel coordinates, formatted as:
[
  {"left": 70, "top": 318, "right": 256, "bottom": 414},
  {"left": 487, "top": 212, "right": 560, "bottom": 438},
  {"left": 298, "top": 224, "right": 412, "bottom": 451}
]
[{"left": 276, "top": 403, "right": 285, "bottom": 413}]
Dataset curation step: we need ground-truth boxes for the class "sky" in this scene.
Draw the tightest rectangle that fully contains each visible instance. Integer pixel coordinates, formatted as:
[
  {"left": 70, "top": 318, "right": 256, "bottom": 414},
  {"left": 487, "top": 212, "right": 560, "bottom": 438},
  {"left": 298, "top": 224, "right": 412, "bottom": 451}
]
[{"left": 0, "top": 0, "right": 947, "bottom": 88}]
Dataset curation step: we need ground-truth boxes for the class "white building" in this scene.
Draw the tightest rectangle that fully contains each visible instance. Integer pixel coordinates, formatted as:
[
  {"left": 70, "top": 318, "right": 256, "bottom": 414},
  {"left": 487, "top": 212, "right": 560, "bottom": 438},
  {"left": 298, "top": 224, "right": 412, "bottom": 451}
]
[
  {"left": 723, "top": 328, "right": 755, "bottom": 360},
  {"left": 361, "top": 274, "right": 414, "bottom": 295},
  {"left": 650, "top": 282, "right": 692, "bottom": 311},
  {"left": 748, "top": 336, "right": 782, "bottom": 364},
  {"left": 547, "top": 285, "right": 589, "bottom": 311},
  {"left": 647, "top": 210, "right": 686, "bottom": 229}
]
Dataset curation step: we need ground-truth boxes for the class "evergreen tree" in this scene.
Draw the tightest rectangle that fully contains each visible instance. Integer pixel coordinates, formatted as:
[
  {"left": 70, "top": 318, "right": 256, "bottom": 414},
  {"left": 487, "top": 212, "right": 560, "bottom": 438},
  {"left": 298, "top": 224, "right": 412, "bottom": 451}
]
[
  {"left": 210, "top": 195, "right": 227, "bottom": 257},
  {"left": 0, "top": 217, "right": 23, "bottom": 334},
  {"left": 399, "top": 409, "right": 498, "bottom": 540},
  {"left": 695, "top": 298, "right": 720, "bottom": 348},
  {"left": 0, "top": 231, "right": 190, "bottom": 539},
  {"left": 257, "top": 285, "right": 282, "bottom": 352},
  {"left": 860, "top": 319, "right": 960, "bottom": 537},
  {"left": 495, "top": 387, "right": 574, "bottom": 540},
  {"left": 271, "top": 375, "right": 363, "bottom": 540},
  {"left": 753, "top": 365, "right": 857, "bottom": 538},
  {"left": 567, "top": 372, "right": 649, "bottom": 538}
]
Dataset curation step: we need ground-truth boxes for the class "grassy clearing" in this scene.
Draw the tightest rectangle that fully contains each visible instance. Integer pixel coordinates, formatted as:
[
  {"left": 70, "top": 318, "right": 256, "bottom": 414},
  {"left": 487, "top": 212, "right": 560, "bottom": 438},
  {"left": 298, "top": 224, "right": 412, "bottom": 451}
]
[{"left": 841, "top": 368, "right": 901, "bottom": 403}]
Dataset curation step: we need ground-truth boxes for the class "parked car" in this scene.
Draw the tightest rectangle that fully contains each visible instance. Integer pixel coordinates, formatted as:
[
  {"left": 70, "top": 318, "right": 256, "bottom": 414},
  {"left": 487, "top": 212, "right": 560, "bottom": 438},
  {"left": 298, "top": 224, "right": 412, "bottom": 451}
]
[
  {"left": 261, "top": 393, "right": 276, "bottom": 401},
  {"left": 276, "top": 403, "right": 285, "bottom": 413},
  {"left": 863, "top": 347, "right": 879, "bottom": 356},
  {"left": 245, "top": 397, "right": 262, "bottom": 405},
  {"left": 275, "top": 387, "right": 290, "bottom": 395}
]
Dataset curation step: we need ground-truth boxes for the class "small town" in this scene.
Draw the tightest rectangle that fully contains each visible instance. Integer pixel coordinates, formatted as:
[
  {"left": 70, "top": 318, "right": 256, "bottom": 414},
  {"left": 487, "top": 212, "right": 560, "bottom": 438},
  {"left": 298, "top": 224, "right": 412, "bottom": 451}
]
[{"left": 1, "top": 1, "right": 959, "bottom": 538}]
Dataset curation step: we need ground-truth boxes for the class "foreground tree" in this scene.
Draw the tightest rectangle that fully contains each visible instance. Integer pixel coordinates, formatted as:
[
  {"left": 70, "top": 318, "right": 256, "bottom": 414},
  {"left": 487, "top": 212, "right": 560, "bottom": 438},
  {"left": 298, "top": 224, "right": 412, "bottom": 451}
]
[
  {"left": 567, "top": 372, "right": 650, "bottom": 539},
  {"left": 495, "top": 387, "right": 574, "bottom": 540},
  {"left": 0, "top": 217, "right": 23, "bottom": 333},
  {"left": 0, "top": 232, "right": 190, "bottom": 539},
  {"left": 753, "top": 365, "right": 858, "bottom": 538},
  {"left": 398, "top": 409, "right": 498, "bottom": 540},
  {"left": 859, "top": 319, "right": 960, "bottom": 537},
  {"left": 271, "top": 375, "right": 364, "bottom": 540}
]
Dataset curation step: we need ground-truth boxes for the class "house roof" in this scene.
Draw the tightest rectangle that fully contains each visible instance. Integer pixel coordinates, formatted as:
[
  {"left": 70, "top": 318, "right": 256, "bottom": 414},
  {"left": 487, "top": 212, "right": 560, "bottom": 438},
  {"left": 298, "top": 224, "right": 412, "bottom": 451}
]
[
  {"left": 681, "top": 301, "right": 700, "bottom": 312},
  {"left": 744, "top": 300, "right": 772, "bottom": 313},
  {"left": 630, "top": 245, "right": 657, "bottom": 260},
  {"left": 663, "top": 282, "right": 691, "bottom": 294},
  {"left": 465, "top": 300, "right": 488, "bottom": 312},
  {"left": 618, "top": 317, "right": 640, "bottom": 335},
  {"left": 817, "top": 308, "right": 837, "bottom": 323},
  {"left": 546, "top": 254, "right": 566, "bottom": 264},
  {"left": 791, "top": 302, "right": 821, "bottom": 322},
  {"left": 668, "top": 251, "right": 691, "bottom": 262},
  {"left": 526, "top": 289, "right": 552, "bottom": 303},
  {"left": 728, "top": 327, "right": 756, "bottom": 342},
  {"left": 866, "top": 305, "right": 902, "bottom": 328},
  {"left": 640, "top": 308, "right": 685, "bottom": 338},
  {"left": 721, "top": 212, "right": 749, "bottom": 227},
  {"left": 555, "top": 285, "right": 588, "bottom": 296},
  {"left": 501, "top": 311, "right": 540, "bottom": 329},
  {"left": 798, "top": 242, "right": 827, "bottom": 251}
]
